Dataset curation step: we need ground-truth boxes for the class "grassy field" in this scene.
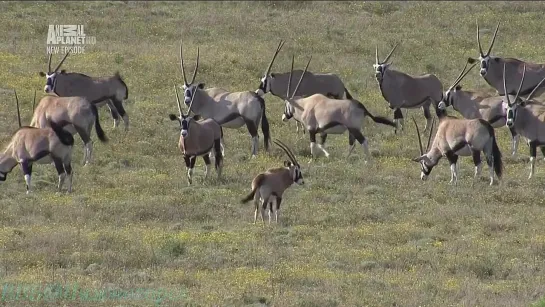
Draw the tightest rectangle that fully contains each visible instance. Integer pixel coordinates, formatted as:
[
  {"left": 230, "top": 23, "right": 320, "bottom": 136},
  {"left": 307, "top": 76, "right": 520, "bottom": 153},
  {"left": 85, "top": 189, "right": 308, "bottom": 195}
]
[{"left": 2, "top": 1, "right": 545, "bottom": 306}]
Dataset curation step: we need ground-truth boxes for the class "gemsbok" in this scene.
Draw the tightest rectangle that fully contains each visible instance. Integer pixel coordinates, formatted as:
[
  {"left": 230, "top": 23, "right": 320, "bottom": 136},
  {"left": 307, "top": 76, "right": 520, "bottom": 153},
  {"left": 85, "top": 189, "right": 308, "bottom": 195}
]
[
  {"left": 468, "top": 21, "right": 545, "bottom": 99},
  {"left": 437, "top": 61, "right": 526, "bottom": 156},
  {"left": 169, "top": 85, "right": 224, "bottom": 185},
  {"left": 256, "top": 40, "right": 353, "bottom": 133},
  {"left": 30, "top": 93, "right": 109, "bottom": 166},
  {"left": 501, "top": 63, "right": 545, "bottom": 179},
  {"left": 38, "top": 50, "right": 130, "bottom": 130},
  {"left": 240, "top": 139, "right": 304, "bottom": 225},
  {"left": 1, "top": 90, "right": 75, "bottom": 194},
  {"left": 374, "top": 43, "right": 444, "bottom": 134},
  {"left": 411, "top": 112, "right": 504, "bottom": 186},
  {"left": 178, "top": 39, "right": 270, "bottom": 158},
  {"left": 282, "top": 55, "right": 397, "bottom": 162}
]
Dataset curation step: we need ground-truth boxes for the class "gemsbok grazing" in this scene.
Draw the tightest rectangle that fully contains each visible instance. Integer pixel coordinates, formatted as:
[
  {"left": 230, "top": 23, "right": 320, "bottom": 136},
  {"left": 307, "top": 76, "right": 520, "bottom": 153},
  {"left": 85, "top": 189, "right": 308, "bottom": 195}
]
[
  {"left": 501, "top": 63, "right": 545, "bottom": 179},
  {"left": 240, "top": 139, "right": 304, "bottom": 225},
  {"left": 374, "top": 43, "right": 444, "bottom": 134},
  {"left": 168, "top": 85, "right": 224, "bottom": 185},
  {"left": 468, "top": 21, "right": 545, "bottom": 99},
  {"left": 255, "top": 40, "right": 353, "bottom": 134},
  {"left": 437, "top": 61, "right": 525, "bottom": 156},
  {"left": 1, "top": 90, "right": 75, "bottom": 194},
  {"left": 282, "top": 55, "right": 397, "bottom": 162},
  {"left": 38, "top": 50, "right": 130, "bottom": 130},
  {"left": 178, "top": 39, "right": 270, "bottom": 158},
  {"left": 410, "top": 111, "right": 504, "bottom": 186},
  {"left": 30, "top": 93, "right": 109, "bottom": 166}
]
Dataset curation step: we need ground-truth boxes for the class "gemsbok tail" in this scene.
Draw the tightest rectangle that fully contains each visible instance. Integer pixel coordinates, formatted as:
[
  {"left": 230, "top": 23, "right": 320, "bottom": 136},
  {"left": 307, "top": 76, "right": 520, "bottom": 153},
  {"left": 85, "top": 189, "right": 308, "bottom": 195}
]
[
  {"left": 241, "top": 174, "right": 265, "bottom": 204},
  {"left": 90, "top": 104, "right": 108, "bottom": 143},
  {"left": 256, "top": 94, "right": 270, "bottom": 151},
  {"left": 481, "top": 119, "right": 503, "bottom": 179},
  {"left": 356, "top": 102, "right": 397, "bottom": 128}
]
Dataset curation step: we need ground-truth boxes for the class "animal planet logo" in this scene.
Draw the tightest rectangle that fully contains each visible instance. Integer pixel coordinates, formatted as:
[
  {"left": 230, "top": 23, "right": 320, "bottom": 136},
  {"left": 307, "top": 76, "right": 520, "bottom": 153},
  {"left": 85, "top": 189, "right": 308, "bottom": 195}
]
[{"left": 46, "top": 25, "right": 96, "bottom": 55}]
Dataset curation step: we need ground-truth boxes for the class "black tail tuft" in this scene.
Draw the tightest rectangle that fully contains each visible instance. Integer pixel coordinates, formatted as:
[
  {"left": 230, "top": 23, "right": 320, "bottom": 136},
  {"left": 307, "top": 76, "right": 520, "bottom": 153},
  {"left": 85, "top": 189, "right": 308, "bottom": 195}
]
[
  {"left": 214, "top": 139, "right": 223, "bottom": 170},
  {"left": 255, "top": 94, "right": 270, "bottom": 151},
  {"left": 90, "top": 104, "right": 108, "bottom": 143},
  {"left": 344, "top": 86, "right": 353, "bottom": 99},
  {"left": 491, "top": 134, "right": 503, "bottom": 179},
  {"left": 356, "top": 102, "right": 397, "bottom": 128},
  {"left": 480, "top": 119, "right": 503, "bottom": 179},
  {"left": 241, "top": 187, "right": 257, "bottom": 204},
  {"left": 49, "top": 120, "right": 75, "bottom": 146}
]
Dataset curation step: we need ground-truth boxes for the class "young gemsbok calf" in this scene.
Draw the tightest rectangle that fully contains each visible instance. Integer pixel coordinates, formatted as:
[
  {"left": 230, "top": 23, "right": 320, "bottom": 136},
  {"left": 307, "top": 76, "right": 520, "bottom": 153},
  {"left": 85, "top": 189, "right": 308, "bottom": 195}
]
[
  {"left": 169, "top": 85, "right": 224, "bottom": 185},
  {"left": 30, "top": 93, "right": 109, "bottom": 166},
  {"left": 240, "top": 139, "right": 304, "bottom": 225},
  {"left": 1, "top": 90, "right": 75, "bottom": 194}
]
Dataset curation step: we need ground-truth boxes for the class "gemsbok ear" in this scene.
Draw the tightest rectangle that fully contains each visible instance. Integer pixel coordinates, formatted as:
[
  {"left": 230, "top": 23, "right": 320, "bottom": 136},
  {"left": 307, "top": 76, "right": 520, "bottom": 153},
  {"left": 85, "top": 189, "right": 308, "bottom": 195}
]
[
  {"left": 60, "top": 69, "right": 67, "bottom": 74},
  {"left": 493, "top": 58, "right": 500, "bottom": 62},
  {"left": 467, "top": 57, "right": 477, "bottom": 64},
  {"left": 198, "top": 83, "right": 205, "bottom": 89},
  {"left": 455, "top": 85, "right": 462, "bottom": 91},
  {"left": 284, "top": 160, "right": 292, "bottom": 167},
  {"left": 168, "top": 114, "right": 179, "bottom": 121},
  {"left": 39, "top": 72, "right": 46, "bottom": 77}
]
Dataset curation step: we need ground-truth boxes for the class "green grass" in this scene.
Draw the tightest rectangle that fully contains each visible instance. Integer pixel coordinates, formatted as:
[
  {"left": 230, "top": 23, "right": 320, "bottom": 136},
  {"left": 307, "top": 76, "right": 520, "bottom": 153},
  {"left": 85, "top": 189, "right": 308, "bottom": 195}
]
[{"left": 2, "top": 1, "right": 545, "bottom": 306}]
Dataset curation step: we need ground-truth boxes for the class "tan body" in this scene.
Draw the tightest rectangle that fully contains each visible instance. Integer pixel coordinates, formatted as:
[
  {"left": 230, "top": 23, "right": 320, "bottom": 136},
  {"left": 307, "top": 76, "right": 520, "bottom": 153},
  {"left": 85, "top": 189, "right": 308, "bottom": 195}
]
[
  {"left": 413, "top": 117, "right": 503, "bottom": 186},
  {"left": 248, "top": 167, "right": 295, "bottom": 224},
  {"left": 507, "top": 100, "right": 545, "bottom": 179},
  {"left": 240, "top": 139, "right": 303, "bottom": 225},
  {"left": 178, "top": 118, "right": 223, "bottom": 156},
  {"left": 284, "top": 93, "right": 396, "bottom": 161},
  {"left": 0, "top": 126, "right": 75, "bottom": 193},
  {"left": 374, "top": 44, "right": 444, "bottom": 133},
  {"left": 30, "top": 94, "right": 108, "bottom": 165},
  {"left": 469, "top": 22, "right": 545, "bottom": 99},
  {"left": 259, "top": 69, "right": 352, "bottom": 134}
]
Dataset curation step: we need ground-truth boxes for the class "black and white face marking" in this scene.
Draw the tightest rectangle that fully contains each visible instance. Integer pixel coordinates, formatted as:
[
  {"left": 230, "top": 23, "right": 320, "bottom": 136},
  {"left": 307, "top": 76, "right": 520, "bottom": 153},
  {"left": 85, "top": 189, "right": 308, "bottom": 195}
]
[
  {"left": 504, "top": 102, "right": 518, "bottom": 128},
  {"left": 282, "top": 101, "right": 294, "bottom": 122},
  {"left": 180, "top": 115, "right": 192, "bottom": 137},
  {"left": 44, "top": 72, "right": 57, "bottom": 93},
  {"left": 182, "top": 84, "right": 195, "bottom": 105},
  {"left": 479, "top": 55, "right": 490, "bottom": 76},
  {"left": 438, "top": 89, "right": 453, "bottom": 110},
  {"left": 420, "top": 161, "right": 433, "bottom": 181},
  {"left": 373, "top": 63, "right": 384, "bottom": 82},
  {"left": 285, "top": 161, "right": 304, "bottom": 185},
  {"left": 257, "top": 74, "right": 272, "bottom": 96}
]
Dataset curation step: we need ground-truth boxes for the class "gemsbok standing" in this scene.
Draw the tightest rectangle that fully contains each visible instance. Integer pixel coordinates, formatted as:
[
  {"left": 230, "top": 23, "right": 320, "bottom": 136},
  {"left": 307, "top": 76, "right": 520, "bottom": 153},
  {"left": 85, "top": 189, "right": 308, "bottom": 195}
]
[
  {"left": 30, "top": 93, "right": 109, "bottom": 166},
  {"left": 255, "top": 40, "right": 354, "bottom": 134},
  {"left": 0, "top": 90, "right": 75, "bottom": 194},
  {"left": 38, "top": 50, "right": 130, "bottom": 130},
  {"left": 468, "top": 21, "right": 545, "bottom": 99},
  {"left": 282, "top": 55, "right": 397, "bottom": 162},
  {"left": 240, "top": 139, "right": 304, "bottom": 225},
  {"left": 374, "top": 43, "right": 444, "bottom": 134},
  {"left": 178, "top": 39, "right": 270, "bottom": 158},
  {"left": 437, "top": 61, "right": 527, "bottom": 156},
  {"left": 410, "top": 112, "right": 504, "bottom": 186},
  {"left": 501, "top": 63, "right": 545, "bottom": 179},
  {"left": 169, "top": 85, "right": 224, "bottom": 185}
]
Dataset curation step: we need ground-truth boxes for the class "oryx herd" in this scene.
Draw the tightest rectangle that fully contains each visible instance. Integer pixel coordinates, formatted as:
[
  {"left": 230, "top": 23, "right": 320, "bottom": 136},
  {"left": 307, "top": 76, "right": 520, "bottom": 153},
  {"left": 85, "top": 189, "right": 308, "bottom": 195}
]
[{"left": 3, "top": 21, "right": 545, "bottom": 224}]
